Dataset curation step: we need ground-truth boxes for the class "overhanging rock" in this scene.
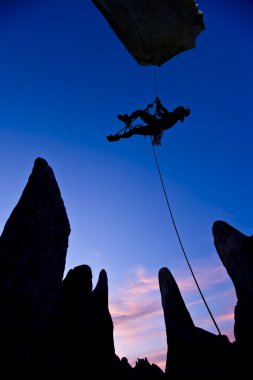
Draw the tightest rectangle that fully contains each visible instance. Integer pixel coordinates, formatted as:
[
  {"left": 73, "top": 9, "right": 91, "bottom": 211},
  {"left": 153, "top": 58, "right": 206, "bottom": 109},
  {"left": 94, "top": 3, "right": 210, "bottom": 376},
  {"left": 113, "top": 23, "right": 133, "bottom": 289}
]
[{"left": 92, "top": 0, "right": 205, "bottom": 66}]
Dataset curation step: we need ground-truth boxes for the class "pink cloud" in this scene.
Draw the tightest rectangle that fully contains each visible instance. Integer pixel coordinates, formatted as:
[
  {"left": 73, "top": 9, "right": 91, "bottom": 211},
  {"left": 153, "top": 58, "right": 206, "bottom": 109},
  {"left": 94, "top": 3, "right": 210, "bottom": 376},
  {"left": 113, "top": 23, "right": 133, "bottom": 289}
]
[
  {"left": 125, "top": 267, "right": 160, "bottom": 295},
  {"left": 174, "top": 256, "right": 232, "bottom": 293},
  {"left": 217, "top": 311, "right": 234, "bottom": 323},
  {"left": 109, "top": 260, "right": 236, "bottom": 371},
  {"left": 109, "top": 267, "right": 166, "bottom": 369},
  {"left": 112, "top": 299, "right": 162, "bottom": 327}
]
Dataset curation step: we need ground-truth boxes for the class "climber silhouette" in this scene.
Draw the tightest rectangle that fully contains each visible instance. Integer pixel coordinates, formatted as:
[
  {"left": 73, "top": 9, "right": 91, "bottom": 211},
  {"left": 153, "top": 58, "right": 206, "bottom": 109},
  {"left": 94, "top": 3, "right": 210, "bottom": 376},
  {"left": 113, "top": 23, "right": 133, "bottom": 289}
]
[{"left": 106, "top": 97, "right": 190, "bottom": 145}]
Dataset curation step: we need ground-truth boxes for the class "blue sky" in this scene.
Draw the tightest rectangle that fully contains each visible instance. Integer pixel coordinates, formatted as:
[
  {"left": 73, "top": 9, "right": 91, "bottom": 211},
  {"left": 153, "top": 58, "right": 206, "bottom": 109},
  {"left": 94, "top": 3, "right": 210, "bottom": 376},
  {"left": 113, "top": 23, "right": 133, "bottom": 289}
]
[{"left": 0, "top": 0, "right": 252, "bottom": 370}]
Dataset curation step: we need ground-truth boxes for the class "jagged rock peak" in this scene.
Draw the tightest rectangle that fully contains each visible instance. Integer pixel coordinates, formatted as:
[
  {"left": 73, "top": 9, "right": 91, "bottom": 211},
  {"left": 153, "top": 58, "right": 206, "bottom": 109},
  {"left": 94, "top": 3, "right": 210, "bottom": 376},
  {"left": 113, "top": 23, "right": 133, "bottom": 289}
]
[
  {"left": 212, "top": 220, "right": 253, "bottom": 347},
  {"left": 159, "top": 266, "right": 234, "bottom": 378},
  {"left": 63, "top": 264, "right": 93, "bottom": 296},
  {"left": 0, "top": 157, "right": 70, "bottom": 325},
  {"left": 0, "top": 157, "right": 71, "bottom": 378},
  {"left": 0, "top": 157, "right": 70, "bottom": 242},
  {"left": 61, "top": 266, "right": 116, "bottom": 379},
  {"left": 159, "top": 267, "right": 194, "bottom": 331},
  {"left": 212, "top": 220, "right": 253, "bottom": 298},
  {"left": 92, "top": 269, "right": 109, "bottom": 306}
]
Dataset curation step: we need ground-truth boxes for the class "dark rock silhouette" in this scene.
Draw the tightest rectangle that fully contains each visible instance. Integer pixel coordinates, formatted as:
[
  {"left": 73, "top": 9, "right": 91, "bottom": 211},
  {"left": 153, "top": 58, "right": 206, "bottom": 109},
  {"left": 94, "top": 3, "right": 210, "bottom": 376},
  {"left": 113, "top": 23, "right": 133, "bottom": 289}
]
[
  {"left": 134, "top": 358, "right": 165, "bottom": 379},
  {"left": 92, "top": 0, "right": 205, "bottom": 66},
  {"left": 159, "top": 267, "right": 234, "bottom": 379},
  {"left": 213, "top": 220, "right": 253, "bottom": 347},
  {"left": 213, "top": 221, "right": 253, "bottom": 373},
  {"left": 0, "top": 157, "right": 251, "bottom": 379},
  {"left": 159, "top": 220, "right": 253, "bottom": 379},
  {"left": 0, "top": 157, "right": 70, "bottom": 379},
  {"left": 61, "top": 265, "right": 116, "bottom": 379},
  {"left": 0, "top": 158, "right": 161, "bottom": 380}
]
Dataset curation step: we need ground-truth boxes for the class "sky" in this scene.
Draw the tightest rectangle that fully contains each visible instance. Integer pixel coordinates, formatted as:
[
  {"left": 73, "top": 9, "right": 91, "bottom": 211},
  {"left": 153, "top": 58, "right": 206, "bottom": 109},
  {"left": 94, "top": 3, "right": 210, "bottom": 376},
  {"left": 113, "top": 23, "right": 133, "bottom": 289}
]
[{"left": 0, "top": 0, "right": 253, "bottom": 371}]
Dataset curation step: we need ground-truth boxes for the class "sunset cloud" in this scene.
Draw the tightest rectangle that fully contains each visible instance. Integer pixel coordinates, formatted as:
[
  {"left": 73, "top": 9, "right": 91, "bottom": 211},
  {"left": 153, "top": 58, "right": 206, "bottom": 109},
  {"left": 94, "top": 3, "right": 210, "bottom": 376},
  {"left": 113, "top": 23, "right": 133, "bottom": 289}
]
[
  {"left": 109, "top": 267, "right": 166, "bottom": 369},
  {"left": 109, "top": 256, "right": 237, "bottom": 371},
  {"left": 174, "top": 256, "right": 232, "bottom": 292}
]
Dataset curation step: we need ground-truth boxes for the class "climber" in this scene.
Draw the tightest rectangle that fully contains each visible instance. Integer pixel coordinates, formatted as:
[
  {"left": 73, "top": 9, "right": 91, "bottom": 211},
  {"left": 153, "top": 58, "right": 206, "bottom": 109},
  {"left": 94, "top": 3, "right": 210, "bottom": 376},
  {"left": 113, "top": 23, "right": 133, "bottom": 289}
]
[{"left": 106, "top": 97, "right": 190, "bottom": 145}]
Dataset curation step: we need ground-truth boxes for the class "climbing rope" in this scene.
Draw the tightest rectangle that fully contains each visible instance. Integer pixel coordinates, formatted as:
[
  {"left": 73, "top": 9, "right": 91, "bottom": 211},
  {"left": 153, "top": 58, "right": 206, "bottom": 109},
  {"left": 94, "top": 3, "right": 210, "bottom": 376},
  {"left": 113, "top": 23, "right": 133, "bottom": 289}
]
[{"left": 151, "top": 140, "right": 221, "bottom": 335}]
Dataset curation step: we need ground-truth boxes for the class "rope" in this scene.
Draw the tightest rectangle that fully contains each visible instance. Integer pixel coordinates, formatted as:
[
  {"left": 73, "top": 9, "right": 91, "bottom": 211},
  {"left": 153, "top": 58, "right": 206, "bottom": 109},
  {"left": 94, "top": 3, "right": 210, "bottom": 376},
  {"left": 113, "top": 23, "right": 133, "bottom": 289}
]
[{"left": 151, "top": 141, "right": 221, "bottom": 335}]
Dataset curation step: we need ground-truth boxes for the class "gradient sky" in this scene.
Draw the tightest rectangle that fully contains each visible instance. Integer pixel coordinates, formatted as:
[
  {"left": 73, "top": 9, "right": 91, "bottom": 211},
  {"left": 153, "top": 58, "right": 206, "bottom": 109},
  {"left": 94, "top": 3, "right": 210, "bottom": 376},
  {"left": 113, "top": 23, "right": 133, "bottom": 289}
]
[{"left": 0, "top": 0, "right": 252, "bottom": 371}]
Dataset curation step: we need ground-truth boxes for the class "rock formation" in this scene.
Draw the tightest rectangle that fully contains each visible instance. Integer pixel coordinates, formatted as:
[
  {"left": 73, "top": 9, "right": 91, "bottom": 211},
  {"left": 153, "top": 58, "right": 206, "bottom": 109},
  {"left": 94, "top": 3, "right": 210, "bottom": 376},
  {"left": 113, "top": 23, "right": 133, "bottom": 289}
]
[
  {"left": 0, "top": 158, "right": 162, "bottom": 380},
  {"left": 0, "top": 157, "right": 70, "bottom": 379},
  {"left": 213, "top": 221, "right": 253, "bottom": 373},
  {"left": 159, "top": 267, "right": 234, "bottom": 378},
  {"left": 159, "top": 220, "right": 253, "bottom": 378},
  {"left": 213, "top": 220, "right": 253, "bottom": 348},
  {"left": 92, "top": 0, "right": 205, "bottom": 66},
  {"left": 0, "top": 157, "right": 252, "bottom": 379},
  {"left": 61, "top": 265, "right": 116, "bottom": 379}
]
